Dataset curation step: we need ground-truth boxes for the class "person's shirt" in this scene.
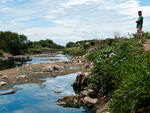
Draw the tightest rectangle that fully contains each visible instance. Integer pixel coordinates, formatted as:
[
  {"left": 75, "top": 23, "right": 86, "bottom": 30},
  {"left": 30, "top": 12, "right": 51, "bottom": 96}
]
[{"left": 137, "top": 16, "right": 143, "bottom": 28}]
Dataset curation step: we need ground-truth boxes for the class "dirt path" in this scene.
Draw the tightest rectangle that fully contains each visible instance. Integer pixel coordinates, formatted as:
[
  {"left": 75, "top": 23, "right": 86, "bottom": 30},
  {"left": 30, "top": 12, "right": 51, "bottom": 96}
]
[
  {"left": 143, "top": 40, "right": 150, "bottom": 52},
  {"left": 143, "top": 44, "right": 150, "bottom": 51}
]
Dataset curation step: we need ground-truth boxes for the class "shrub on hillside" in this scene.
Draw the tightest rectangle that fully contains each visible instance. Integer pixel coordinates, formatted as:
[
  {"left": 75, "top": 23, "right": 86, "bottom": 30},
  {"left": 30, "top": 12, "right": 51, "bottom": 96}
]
[
  {"left": 88, "top": 37, "right": 144, "bottom": 97},
  {"left": 86, "top": 34, "right": 150, "bottom": 113},
  {"left": 63, "top": 47, "right": 86, "bottom": 56},
  {"left": 27, "top": 48, "right": 42, "bottom": 54}
]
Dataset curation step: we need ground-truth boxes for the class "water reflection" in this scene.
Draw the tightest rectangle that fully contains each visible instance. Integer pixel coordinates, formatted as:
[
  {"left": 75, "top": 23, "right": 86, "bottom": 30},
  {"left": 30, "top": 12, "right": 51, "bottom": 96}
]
[
  {"left": 0, "top": 54, "right": 71, "bottom": 70},
  {"left": 27, "top": 54, "right": 71, "bottom": 64},
  {"left": 0, "top": 58, "right": 30, "bottom": 70},
  {"left": 0, "top": 73, "right": 90, "bottom": 113}
]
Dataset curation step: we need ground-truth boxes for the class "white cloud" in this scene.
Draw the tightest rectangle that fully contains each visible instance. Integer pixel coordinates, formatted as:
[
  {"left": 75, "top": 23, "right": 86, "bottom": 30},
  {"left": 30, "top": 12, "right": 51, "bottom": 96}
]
[
  {"left": 61, "top": 0, "right": 103, "bottom": 8},
  {"left": 20, "top": 26, "right": 84, "bottom": 44},
  {"left": 0, "top": 0, "right": 150, "bottom": 45}
]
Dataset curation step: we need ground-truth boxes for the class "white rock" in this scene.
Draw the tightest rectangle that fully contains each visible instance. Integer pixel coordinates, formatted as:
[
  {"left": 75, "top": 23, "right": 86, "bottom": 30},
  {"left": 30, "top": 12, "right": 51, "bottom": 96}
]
[
  {"left": 39, "top": 84, "right": 45, "bottom": 88},
  {"left": 81, "top": 89, "right": 94, "bottom": 96},
  {"left": 0, "top": 82, "right": 7, "bottom": 87},
  {"left": 1, "top": 75, "right": 8, "bottom": 79},
  {"left": 56, "top": 102, "right": 66, "bottom": 105},
  {"left": 16, "top": 75, "right": 27, "bottom": 78},
  {"left": 54, "top": 88, "right": 62, "bottom": 94},
  {"left": 83, "top": 96, "right": 98, "bottom": 104}
]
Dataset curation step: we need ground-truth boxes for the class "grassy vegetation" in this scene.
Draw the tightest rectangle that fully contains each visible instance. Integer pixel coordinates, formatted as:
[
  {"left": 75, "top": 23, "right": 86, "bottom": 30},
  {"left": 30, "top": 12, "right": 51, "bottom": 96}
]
[
  {"left": 1, "top": 30, "right": 150, "bottom": 112},
  {"left": 63, "top": 39, "right": 104, "bottom": 56},
  {"left": 63, "top": 33, "right": 150, "bottom": 113},
  {"left": 110, "top": 53, "right": 150, "bottom": 113},
  {"left": 0, "top": 51, "right": 3, "bottom": 57},
  {"left": 85, "top": 32, "right": 150, "bottom": 113},
  {"left": 63, "top": 47, "right": 87, "bottom": 56}
]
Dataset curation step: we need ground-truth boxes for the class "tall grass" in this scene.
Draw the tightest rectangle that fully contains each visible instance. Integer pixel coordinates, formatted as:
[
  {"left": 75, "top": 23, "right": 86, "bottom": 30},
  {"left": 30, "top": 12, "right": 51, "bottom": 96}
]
[
  {"left": 63, "top": 47, "right": 86, "bottom": 56},
  {"left": 86, "top": 32, "right": 150, "bottom": 113},
  {"left": 110, "top": 53, "right": 150, "bottom": 113}
]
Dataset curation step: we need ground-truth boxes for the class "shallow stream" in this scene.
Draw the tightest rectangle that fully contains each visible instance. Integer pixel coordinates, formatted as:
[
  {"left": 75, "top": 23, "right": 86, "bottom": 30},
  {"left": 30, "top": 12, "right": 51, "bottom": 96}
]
[{"left": 0, "top": 54, "right": 90, "bottom": 113}]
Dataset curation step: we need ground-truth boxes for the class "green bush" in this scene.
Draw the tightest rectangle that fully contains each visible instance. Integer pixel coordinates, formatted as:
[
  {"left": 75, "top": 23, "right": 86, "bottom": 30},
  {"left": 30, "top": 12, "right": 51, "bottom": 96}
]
[
  {"left": 63, "top": 47, "right": 86, "bottom": 56},
  {"left": 66, "top": 42, "right": 77, "bottom": 48},
  {"left": 0, "top": 51, "right": 3, "bottom": 57},
  {"left": 88, "top": 47, "right": 118, "bottom": 95},
  {"left": 87, "top": 37, "right": 144, "bottom": 96},
  {"left": 27, "top": 48, "right": 42, "bottom": 54}
]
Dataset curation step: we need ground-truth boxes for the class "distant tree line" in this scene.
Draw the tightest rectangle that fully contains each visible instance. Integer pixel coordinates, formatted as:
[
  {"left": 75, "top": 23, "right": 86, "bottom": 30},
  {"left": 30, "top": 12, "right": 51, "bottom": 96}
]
[
  {"left": 66, "top": 40, "right": 97, "bottom": 48},
  {"left": 0, "top": 31, "right": 64, "bottom": 56},
  {"left": 64, "top": 40, "right": 97, "bottom": 56},
  {"left": 28, "top": 39, "right": 64, "bottom": 50},
  {"left": 27, "top": 39, "right": 64, "bottom": 54}
]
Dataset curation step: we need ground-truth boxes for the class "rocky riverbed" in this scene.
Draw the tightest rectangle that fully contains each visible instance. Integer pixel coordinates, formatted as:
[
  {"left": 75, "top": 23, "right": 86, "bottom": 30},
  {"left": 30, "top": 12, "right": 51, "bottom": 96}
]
[
  {"left": 0, "top": 55, "right": 92, "bottom": 91},
  {"left": 56, "top": 71, "right": 109, "bottom": 113},
  {"left": 0, "top": 54, "right": 107, "bottom": 113}
]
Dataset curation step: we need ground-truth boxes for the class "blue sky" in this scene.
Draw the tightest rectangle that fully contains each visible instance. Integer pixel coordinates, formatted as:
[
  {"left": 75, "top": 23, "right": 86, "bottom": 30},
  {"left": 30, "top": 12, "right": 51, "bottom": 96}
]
[
  {"left": 0, "top": 0, "right": 150, "bottom": 45},
  {"left": 140, "top": 0, "right": 150, "bottom": 6}
]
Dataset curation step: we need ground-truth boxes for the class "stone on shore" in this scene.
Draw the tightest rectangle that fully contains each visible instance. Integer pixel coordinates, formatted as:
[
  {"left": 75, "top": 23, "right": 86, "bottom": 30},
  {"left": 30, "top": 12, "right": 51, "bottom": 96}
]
[
  {"left": 57, "top": 96, "right": 82, "bottom": 108},
  {"left": 83, "top": 63, "right": 90, "bottom": 69},
  {"left": 16, "top": 75, "right": 27, "bottom": 79},
  {"left": 73, "top": 72, "right": 91, "bottom": 92},
  {"left": 44, "top": 65, "right": 65, "bottom": 72},
  {"left": 80, "top": 89, "right": 94, "bottom": 97},
  {"left": 0, "top": 75, "right": 8, "bottom": 80},
  {"left": 0, "top": 81, "right": 7, "bottom": 87},
  {"left": 83, "top": 96, "right": 98, "bottom": 104}
]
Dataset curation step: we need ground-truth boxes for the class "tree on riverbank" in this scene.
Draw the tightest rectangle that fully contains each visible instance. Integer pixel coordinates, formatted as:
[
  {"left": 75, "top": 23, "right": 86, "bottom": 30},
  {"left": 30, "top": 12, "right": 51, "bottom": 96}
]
[
  {"left": 0, "top": 31, "right": 64, "bottom": 55},
  {"left": 27, "top": 39, "right": 64, "bottom": 54},
  {"left": 0, "top": 31, "right": 28, "bottom": 55}
]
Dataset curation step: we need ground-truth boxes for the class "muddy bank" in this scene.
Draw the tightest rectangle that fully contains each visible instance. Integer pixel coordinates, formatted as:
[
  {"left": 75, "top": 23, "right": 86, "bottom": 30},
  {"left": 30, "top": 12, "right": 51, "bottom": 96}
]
[{"left": 0, "top": 56, "right": 92, "bottom": 91}]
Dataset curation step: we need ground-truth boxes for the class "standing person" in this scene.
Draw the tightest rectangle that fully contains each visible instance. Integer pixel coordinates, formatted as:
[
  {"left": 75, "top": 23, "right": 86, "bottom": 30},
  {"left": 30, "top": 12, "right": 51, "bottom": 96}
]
[{"left": 136, "top": 11, "right": 144, "bottom": 43}]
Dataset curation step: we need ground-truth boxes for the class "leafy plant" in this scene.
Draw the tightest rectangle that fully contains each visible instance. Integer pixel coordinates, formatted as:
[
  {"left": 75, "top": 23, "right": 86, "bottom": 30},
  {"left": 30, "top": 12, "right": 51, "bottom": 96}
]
[
  {"left": 110, "top": 53, "right": 150, "bottom": 113},
  {"left": 87, "top": 32, "right": 150, "bottom": 113}
]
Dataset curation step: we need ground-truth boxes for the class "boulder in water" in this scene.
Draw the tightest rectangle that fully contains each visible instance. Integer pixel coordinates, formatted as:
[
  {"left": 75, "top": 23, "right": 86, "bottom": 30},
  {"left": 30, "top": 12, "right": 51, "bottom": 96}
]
[
  {"left": 54, "top": 88, "right": 62, "bottom": 94},
  {"left": 72, "top": 72, "right": 91, "bottom": 92}
]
